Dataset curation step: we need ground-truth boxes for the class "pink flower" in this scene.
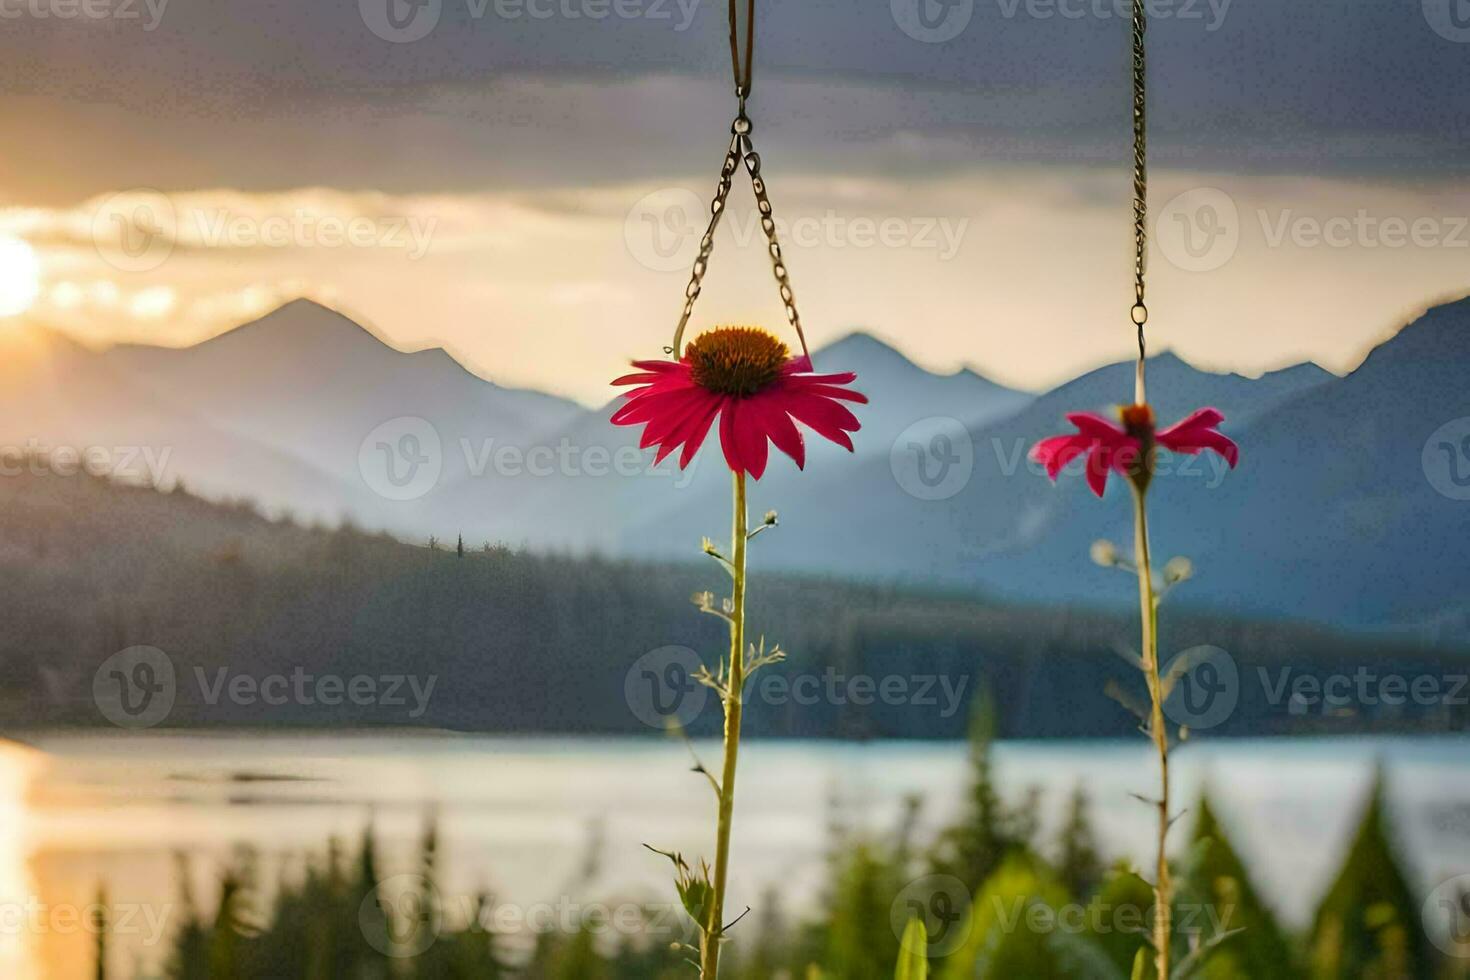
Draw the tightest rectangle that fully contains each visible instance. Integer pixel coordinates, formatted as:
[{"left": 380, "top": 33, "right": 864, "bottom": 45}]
[
  {"left": 1030, "top": 404, "right": 1239, "bottom": 497},
  {"left": 611, "top": 327, "right": 866, "bottom": 480}
]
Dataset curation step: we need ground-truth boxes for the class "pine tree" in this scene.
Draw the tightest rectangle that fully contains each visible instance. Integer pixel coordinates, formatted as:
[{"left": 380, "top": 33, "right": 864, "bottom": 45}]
[
  {"left": 1055, "top": 784, "right": 1103, "bottom": 901},
  {"left": 1185, "top": 794, "right": 1297, "bottom": 978},
  {"left": 928, "top": 684, "right": 1026, "bottom": 890},
  {"left": 1309, "top": 768, "right": 1431, "bottom": 979},
  {"left": 456, "top": 534, "right": 465, "bottom": 558}
]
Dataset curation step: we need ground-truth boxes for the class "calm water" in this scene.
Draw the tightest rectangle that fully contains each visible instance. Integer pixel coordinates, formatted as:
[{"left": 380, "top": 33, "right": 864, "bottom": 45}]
[{"left": 3, "top": 732, "right": 1470, "bottom": 977}]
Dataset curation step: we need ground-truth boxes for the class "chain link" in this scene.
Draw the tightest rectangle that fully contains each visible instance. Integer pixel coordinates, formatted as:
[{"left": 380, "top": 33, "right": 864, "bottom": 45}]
[
  {"left": 1130, "top": 0, "right": 1149, "bottom": 401},
  {"left": 668, "top": 131, "right": 742, "bottom": 358}
]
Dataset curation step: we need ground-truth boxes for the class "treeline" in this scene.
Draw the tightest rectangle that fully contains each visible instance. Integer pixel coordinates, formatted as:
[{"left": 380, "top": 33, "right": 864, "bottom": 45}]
[
  {"left": 3, "top": 470, "right": 1466, "bottom": 737},
  {"left": 103, "top": 705, "right": 1455, "bottom": 979}
]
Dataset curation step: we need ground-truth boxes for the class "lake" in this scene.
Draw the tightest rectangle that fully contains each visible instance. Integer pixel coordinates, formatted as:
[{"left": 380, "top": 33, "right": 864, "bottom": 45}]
[{"left": 3, "top": 732, "right": 1469, "bottom": 977}]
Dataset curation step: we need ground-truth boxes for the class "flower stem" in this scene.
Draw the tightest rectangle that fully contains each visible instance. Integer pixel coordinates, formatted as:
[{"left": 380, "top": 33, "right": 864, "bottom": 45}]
[
  {"left": 702, "top": 470, "right": 747, "bottom": 978},
  {"left": 1131, "top": 483, "right": 1171, "bottom": 979}
]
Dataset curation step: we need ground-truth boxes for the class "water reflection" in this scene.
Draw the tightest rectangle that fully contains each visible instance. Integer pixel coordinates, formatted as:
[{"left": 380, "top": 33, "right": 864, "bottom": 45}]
[
  {"left": 0, "top": 741, "right": 42, "bottom": 980},
  {"left": 7, "top": 732, "right": 1470, "bottom": 977}
]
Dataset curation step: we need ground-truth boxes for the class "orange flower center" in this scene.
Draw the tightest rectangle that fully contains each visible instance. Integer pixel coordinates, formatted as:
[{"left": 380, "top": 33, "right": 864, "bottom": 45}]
[
  {"left": 686, "top": 327, "right": 788, "bottom": 396},
  {"left": 1120, "top": 402, "right": 1156, "bottom": 436}
]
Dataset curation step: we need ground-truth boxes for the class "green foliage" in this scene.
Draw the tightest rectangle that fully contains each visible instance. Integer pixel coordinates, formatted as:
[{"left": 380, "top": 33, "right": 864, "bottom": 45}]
[
  {"left": 1183, "top": 795, "right": 1296, "bottom": 979},
  {"left": 1056, "top": 784, "right": 1105, "bottom": 902},
  {"left": 928, "top": 687, "right": 1036, "bottom": 891},
  {"left": 1084, "top": 865, "right": 1156, "bottom": 976},
  {"left": 1309, "top": 769, "right": 1431, "bottom": 979},
  {"left": 937, "top": 853, "right": 1076, "bottom": 979},
  {"left": 895, "top": 918, "right": 928, "bottom": 980}
]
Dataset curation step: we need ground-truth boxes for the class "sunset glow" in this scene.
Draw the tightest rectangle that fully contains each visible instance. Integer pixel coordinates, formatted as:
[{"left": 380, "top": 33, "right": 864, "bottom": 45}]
[{"left": 0, "top": 236, "right": 40, "bottom": 318}]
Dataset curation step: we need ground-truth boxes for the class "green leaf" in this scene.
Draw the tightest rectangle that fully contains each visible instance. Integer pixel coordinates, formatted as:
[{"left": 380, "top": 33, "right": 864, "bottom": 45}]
[
  {"left": 895, "top": 917, "right": 928, "bottom": 980},
  {"left": 1130, "top": 948, "right": 1148, "bottom": 980}
]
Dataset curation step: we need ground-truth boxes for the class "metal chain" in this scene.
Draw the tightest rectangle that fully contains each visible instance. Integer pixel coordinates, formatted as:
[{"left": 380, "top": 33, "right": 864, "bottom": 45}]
[
  {"left": 667, "top": 0, "right": 811, "bottom": 364},
  {"left": 1130, "top": 0, "right": 1149, "bottom": 403},
  {"left": 728, "top": 0, "right": 754, "bottom": 97},
  {"left": 668, "top": 131, "right": 742, "bottom": 358},
  {"left": 741, "top": 119, "right": 809, "bottom": 361}
]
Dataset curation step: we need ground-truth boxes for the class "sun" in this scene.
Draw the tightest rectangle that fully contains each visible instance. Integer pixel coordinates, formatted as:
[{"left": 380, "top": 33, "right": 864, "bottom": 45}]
[{"left": 0, "top": 236, "right": 40, "bottom": 318}]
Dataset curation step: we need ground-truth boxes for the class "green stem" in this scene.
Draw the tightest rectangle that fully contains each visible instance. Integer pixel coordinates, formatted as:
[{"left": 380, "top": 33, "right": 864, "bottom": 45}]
[
  {"left": 1131, "top": 483, "right": 1171, "bottom": 980},
  {"left": 702, "top": 470, "right": 747, "bottom": 978}
]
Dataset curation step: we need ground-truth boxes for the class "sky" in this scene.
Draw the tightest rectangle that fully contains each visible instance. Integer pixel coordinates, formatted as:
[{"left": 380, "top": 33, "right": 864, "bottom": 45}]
[{"left": 0, "top": 0, "right": 1468, "bottom": 404}]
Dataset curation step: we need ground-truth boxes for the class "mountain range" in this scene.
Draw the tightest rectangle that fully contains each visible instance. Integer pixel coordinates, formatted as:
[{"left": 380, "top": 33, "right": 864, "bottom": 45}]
[{"left": 7, "top": 295, "right": 1468, "bottom": 642}]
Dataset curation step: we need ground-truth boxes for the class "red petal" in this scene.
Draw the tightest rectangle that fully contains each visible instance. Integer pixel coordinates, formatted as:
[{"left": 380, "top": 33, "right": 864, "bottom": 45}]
[
  {"left": 790, "top": 382, "right": 869, "bottom": 404},
  {"left": 1084, "top": 447, "right": 1111, "bottom": 497},
  {"left": 1158, "top": 408, "right": 1225, "bottom": 437},
  {"left": 639, "top": 388, "right": 713, "bottom": 451},
  {"left": 611, "top": 371, "right": 665, "bottom": 387},
  {"left": 679, "top": 402, "right": 722, "bottom": 469},
  {"left": 1066, "top": 412, "right": 1129, "bottom": 442},
  {"left": 1159, "top": 427, "right": 1240, "bottom": 468},
  {"left": 750, "top": 396, "right": 805, "bottom": 470},
  {"left": 611, "top": 384, "right": 697, "bottom": 426},
  {"left": 733, "top": 400, "right": 770, "bottom": 480},
  {"left": 719, "top": 401, "right": 745, "bottom": 474},
  {"left": 789, "top": 371, "right": 859, "bottom": 386},
  {"left": 1030, "top": 433, "right": 1090, "bottom": 481},
  {"left": 786, "top": 393, "right": 860, "bottom": 433},
  {"left": 784, "top": 394, "right": 855, "bottom": 451}
]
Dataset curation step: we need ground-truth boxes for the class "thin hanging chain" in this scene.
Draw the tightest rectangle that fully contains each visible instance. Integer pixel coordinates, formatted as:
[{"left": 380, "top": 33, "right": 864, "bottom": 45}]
[
  {"left": 669, "top": 132, "right": 742, "bottom": 358},
  {"left": 668, "top": 0, "right": 811, "bottom": 364},
  {"left": 1130, "top": 0, "right": 1149, "bottom": 404},
  {"left": 729, "top": 0, "right": 754, "bottom": 97}
]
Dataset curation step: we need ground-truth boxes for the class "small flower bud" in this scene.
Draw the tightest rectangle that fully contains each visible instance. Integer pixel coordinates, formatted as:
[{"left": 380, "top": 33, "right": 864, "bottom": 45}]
[
  {"left": 1164, "top": 556, "right": 1194, "bottom": 584},
  {"left": 1090, "top": 540, "right": 1118, "bottom": 567},
  {"left": 762, "top": 510, "right": 778, "bottom": 527}
]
